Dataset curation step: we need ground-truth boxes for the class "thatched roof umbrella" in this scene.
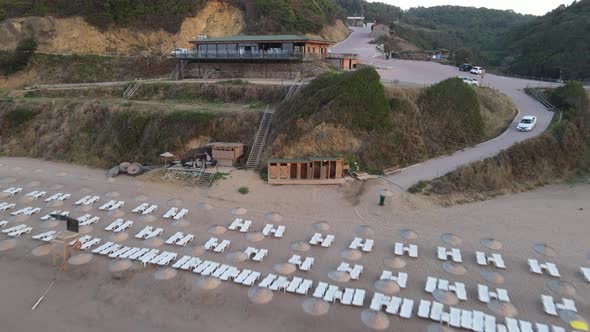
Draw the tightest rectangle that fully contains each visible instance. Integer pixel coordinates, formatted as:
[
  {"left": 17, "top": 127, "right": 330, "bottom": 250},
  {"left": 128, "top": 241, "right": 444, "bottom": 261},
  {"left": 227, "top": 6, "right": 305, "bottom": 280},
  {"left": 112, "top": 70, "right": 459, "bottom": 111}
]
[{"left": 160, "top": 152, "right": 175, "bottom": 167}]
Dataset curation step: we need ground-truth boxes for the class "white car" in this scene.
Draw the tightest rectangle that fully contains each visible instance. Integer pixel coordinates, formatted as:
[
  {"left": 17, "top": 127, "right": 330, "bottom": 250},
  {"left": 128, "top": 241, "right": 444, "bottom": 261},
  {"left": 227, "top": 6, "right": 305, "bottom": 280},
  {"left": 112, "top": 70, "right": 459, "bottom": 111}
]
[
  {"left": 470, "top": 66, "right": 483, "bottom": 75},
  {"left": 459, "top": 76, "right": 479, "bottom": 87},
  {"left": 517, "top": 115, "right": 537, "bottom": 132},
  {"left": 170, "top": 48, "right": 188, "bottom": 56}
]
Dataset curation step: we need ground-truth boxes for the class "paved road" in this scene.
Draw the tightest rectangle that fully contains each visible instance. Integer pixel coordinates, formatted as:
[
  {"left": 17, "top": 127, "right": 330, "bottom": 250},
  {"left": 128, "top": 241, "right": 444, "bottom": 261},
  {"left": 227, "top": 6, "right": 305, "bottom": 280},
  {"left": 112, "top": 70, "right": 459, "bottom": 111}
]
[{"left": 332, "top": 26, "right": 556, "bottom": 189}]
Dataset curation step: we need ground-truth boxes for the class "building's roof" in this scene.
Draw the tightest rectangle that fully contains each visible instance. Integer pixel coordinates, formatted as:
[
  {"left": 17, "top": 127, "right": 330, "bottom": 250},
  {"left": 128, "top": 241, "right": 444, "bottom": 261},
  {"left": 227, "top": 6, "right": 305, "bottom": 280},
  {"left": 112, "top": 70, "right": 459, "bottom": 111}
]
[
  {"left": 191, "top": 35, "right": 332, "bottom": 44},
  {"left": 347, "top": 17, "right": 365, "bottom": 20},
  {"left": 208, "top": 142, "right": 244, "bottom": 148}
]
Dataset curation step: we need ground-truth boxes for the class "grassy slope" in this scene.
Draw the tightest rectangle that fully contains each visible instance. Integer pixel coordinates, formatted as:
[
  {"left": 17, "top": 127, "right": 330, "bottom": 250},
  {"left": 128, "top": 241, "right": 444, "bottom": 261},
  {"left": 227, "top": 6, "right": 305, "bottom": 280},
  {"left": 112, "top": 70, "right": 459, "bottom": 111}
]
[
  {"left": 415, "top": 82, "right": 590, "bottom": 205},
  {"left": 0, "top": 98, "right": 260, "bottom": 168},
  {"left": 270, "top": 68, "right": 516, "bottom": 172}
]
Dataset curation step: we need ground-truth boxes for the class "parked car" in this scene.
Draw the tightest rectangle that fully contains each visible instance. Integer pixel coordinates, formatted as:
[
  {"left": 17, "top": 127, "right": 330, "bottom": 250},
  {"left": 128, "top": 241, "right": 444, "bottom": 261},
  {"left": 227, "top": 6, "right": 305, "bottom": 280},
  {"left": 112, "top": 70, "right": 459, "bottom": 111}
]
[
  {"left": 517, "top": 115, "right": 537, "bottom": 132},
  {"left": 459, "top": 76, "right": 479, "bottom": 87},
  {"left": 470, "top": 66, "right": 484, "bottom": 75},
  {"left": 459, "top": 63, "right": 473, "bottom": 72},
  {"left": 170, "top": 48, "right": 188, "bottom": 56}
]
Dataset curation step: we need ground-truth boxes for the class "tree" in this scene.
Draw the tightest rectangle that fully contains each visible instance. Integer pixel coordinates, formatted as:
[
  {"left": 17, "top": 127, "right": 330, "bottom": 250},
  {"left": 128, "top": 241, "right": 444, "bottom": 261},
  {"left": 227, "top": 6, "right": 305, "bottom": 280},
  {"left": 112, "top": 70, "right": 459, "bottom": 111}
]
[
  {"left": 454, "top": 48, "right": 473, "bottom": 65},
  {"left": 0, "top": 37, "right": 37, "bottom": 75}
]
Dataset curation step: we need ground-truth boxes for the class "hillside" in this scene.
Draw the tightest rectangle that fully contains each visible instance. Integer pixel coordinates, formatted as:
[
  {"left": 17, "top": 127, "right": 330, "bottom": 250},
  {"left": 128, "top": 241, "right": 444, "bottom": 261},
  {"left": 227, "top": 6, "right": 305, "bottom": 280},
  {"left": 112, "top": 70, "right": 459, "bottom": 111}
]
[
  {"left": 393, "top": 6, "right": 534, "bottom": 51},
  {"left": 270, "top": 68, "right": 517, "bottom": 172},
  {"left": 497, "top": 0, "right": 590, "bottom": 80},
  {"left": 335, "top": 0, "right": 402, "bottom": 23},
  {"left": 0, "top": 1, "right": 349, "bottom": 55}
]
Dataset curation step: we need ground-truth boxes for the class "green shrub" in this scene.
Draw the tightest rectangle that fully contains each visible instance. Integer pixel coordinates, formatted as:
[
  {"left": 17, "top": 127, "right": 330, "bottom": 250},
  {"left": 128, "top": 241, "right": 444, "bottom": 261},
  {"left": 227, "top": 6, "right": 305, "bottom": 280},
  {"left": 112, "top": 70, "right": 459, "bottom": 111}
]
[
  {"left": 0, "top": 38, "right": 37, "bottom": 75},
  {"left": 550, "top": 81, "right": 588, "bottom": 120},
  {"left": 238, "top": 186, "right": 249, "bottom": 194},
  {"left": 2, "top": 108, "right": 38, "bottom": 130}
]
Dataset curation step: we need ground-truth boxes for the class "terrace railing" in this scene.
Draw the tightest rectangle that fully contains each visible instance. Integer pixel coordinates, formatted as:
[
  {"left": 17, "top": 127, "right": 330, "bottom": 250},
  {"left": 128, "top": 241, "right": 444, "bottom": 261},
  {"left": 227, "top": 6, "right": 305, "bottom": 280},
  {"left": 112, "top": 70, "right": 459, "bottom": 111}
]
[{"left": 171, "top": 51, "right": 308, "bottom": 60}]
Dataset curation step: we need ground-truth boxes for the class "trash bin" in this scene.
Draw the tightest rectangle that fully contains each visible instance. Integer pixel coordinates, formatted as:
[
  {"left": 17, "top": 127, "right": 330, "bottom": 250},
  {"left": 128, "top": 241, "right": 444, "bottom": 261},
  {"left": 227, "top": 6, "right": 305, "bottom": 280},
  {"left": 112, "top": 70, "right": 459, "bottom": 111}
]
[{"left": 379, "top": 195, "right": 385, "bottom": 206}]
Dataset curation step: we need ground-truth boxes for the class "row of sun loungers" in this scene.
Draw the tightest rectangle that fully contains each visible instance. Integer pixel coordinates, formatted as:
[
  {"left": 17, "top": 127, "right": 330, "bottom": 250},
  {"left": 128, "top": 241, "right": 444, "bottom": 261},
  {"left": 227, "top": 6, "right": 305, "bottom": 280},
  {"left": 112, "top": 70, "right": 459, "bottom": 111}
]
[
  {"left": 25, "top": 191, "right": 46, "bottom": 199},
  {"left": 163, "top": 207, "right": 189, "bottom": 220},
  {"left": 309, "top": 233, "right": 334, "bottom": 247},
  {"left": 40, "top": 210, "right": 69, "bottom": 220},
  {"left": 11, "top": 207, "right": 41, "bottom": 216},
  {"left": 262, "top": 224, "right": 285, "bottom": 238},
  {"left": 44, "top": 193, "right": 70, "bottom": 202},
  {"left": 229, "top": 218, "right": 252, "bottom": 233},
  {"left": 288, "top": 255, "right": 314, "bottom": 271},
  {"left": 380, "top": 271, "right": 408, "bottom": 288},
  {"left": 349, "top": 237, "right": 374, "bottom": 252},
  {"left": 244, "top": 247, "right": 268, "bottom": 262},
  {"left": 2, "top": 187, "right": 22, "bottom": 196},
  {"left": 437, "top": 247, "right": 463, "bottom": 263},
  {"left": 1, "top": 224, "right": 32, "bottom": 237},
  {"left": 204, "top": 237, "right": 231, "bottom": 253},
  {"left": 104, "top": 219, "right": 134, "bottom": 233},
  {"left": 98, "top": 200, "right": 125, "bottom": 211},
  {"left": 165, "top": 232, "right": 194, "bottom": 246},
  {"left": 68, "top": 235, "right": 101, "bottom": 250},
  {"left": 75, "top": 195, "right": 100, "bottom": 206},
  {"left": 76, "top": 214, "right": 100, "bottom": 226},
  {"left": 32, "top": 231, "right": 56, "bottom": 242},
  {"left": 541, "top": 295, "right": 577, "bottom": 316},
  {"left": 528, "top": 259, "right": 560, "bottom": 277},
  {"left": 413, "top": 298, "right": 566, "bottom": 332},
  {"left": 425, "top": 277, "right": 468, "bottom": 301},
  {"left": 135, "top": 226, "right": 163, "bottom": 239},
  {"left": 337, "top": 262, "right": 364, "bottom": 280},
  {"left": 370, "top": 293, "right": 414, "bottom": 318},
  {"left": 313, "top": 282, "right": 366, "bottom": 305},
  {"left": 132, "top": 203, "right": 158, "bottom": 215},
  {"left": 0, "top": 203, "right": 15, "bottom": 211}
]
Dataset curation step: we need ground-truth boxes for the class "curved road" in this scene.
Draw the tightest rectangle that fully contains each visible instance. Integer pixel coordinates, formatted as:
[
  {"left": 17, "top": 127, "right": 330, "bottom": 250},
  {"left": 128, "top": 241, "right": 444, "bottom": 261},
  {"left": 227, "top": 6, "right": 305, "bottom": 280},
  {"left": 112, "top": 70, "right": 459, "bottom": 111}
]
[{"left": 332, "top": 26, "right": 555, "bottom": 189}]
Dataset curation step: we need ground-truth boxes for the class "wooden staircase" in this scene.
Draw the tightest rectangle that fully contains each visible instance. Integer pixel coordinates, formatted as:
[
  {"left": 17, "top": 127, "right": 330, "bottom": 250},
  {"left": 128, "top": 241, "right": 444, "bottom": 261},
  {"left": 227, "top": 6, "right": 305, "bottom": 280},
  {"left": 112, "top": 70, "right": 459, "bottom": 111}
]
[
  {"left": 197, "top": 171, "right": 215, "bottom": 187},
  {"left": 123, "top": 79, "right": 142, "bottom": 98},
  {"left": 246, "top": 107, "right": 273, "bottom": 170}
]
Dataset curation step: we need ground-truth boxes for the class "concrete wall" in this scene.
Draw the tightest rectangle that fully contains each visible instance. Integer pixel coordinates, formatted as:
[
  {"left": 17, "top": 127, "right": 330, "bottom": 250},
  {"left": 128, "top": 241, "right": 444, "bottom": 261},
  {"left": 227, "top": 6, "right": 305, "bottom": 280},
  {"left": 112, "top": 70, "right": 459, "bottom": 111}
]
[{"left": 184, "top": 62, "right": 325, "bottom": 79}]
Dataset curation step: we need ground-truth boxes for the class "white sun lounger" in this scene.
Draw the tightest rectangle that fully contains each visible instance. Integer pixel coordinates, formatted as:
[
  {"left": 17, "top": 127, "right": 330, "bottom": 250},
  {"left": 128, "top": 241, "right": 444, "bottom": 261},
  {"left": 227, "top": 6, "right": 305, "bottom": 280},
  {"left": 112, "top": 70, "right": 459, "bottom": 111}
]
[
  {"left": 109, "top": 246, "right": 131, "bottom": 258},
  {"left": 172, "top": 255, "right": 191, "bottom": 269},
  {"left": 45, "top": 193, "right": 62, "bottom": 202},
  {"left": 156, "top": 252, "right": 177, "bottom": 266},
  {"left": 173, "top": 208, "right": 188, "bottom": 220},
  {"left": 472, "top": 311, "right": 485, "bottom": 332},
  {"left": 261, "top": 223, "right": 273, "bottom": 235},
  {"left": 23, "top": 207, "right": 41, "bottom": 216},
  {"left": 323, "top": 285, "right": 339, "bottom": 302},
  {"left": 0, "top": 203, "right": 15, "bottom": 212},
  {"left": 142, "top": 205, "right": 157, "bottom": 215},
  {"left": 269, "top": 276, "right": 290, "bottom": 292},
  {"left": 286, "top": 277, "right": 302, "bottom": 293},
  {"left": 478, "top": 284, "right": 510, "bottom": 303},
  {"left": 100, "top": 244, "right": 121, "bottom": 256},
  {"left": 0, "top": 220, "right": 8, "bottom": 227},
  {"left": 220, "top": 267, "right": 240, "bottom": 281},
  {"left": 79, "top": 216, "right": 100, "bottom": 226},
  {"left": 201, "top": 262, "right": 221, "bottom": 276},
  {"left": 57, "top": 193, "right": 70, "bottom": 201},
  {"left": 437, "top": 247, "right": 463, "bottom": 262},
  {"left": 80, "top": 238, "right": 101, "bottom": 250},
  {"left": 2, "top": 224, "right": 26, "bottom": 233},
  {"left": 105, "top": 219, "right": 124, "bottom": 231},
  {"left": 149, "top": 251, "right": 172, "bottom": 265},
  {"left": 211, "top": 265, "right": 230, "bottom": 278},
  {"left": 300, "top": 257, "right": 315, "bottom": 271},
  {"left": 204, "top": 237, "right": 218, "bottom": 250},
  {"left": 582, "top": 267, "right": 590, "bottom": 282},
  {"left": 399, "top": 298, "right": 414, "bottom": 319},
  {"left": 214, "top": 240, "right": 230, "bottom": 253},
  {"left": 76, "top": 214, "right": 91, "bottom": 222},
  {"left": 529, "top": 259, "right": 561, "bottom": 277},
  {"left": 259, "top": 274, "right": 277, "bottom": 288},
  {"left": 33, "top": 231, "right": 57, "bottom": 241},
  {"left": 313, "top": 282, "right": 329, "bottom": 298},
  {"left": 135, "top": 226, "right": 153, "bottom": 239},
  {"left": 75, "top": 196, "right": 91, "bottom": 205},
  {"left": 418, "top": 300, "right": 431, "bottom": 318},
  {"left": 144, "top": 228, "right": 163, "bottom": 240},
  {"left": 163, "top": 207, "right": 178, "bottom": 219},
  {"left": 113, "top": 220, "right": 133, "bottom": 233},
  {"left": 99, "top": 200, "right": 117, "bottom": 210},
  {"left": 460, "top": 310, "right": 473, "bottom": 330},
  {"left": 229, "top": 218, "right": 243, "bottom": 231},
  {"left": 132, "top": 203, "right": 149, "bottom": 213},
  {"left": 242, "top": 271, "right": 260, "bottom": 286},
  {"left": 25, "top": 191, "right": 40, "bottom": 198},
  {"left": 129, "top": 248, "right": 151, "bottom": 260},
  {"left": 108, "top": 201, "right": 124, "bottom": 211},
  {"left": 181, "top": 257, "right": 202, "bottom": 270},
  {"left": 165, "top": 232, "right": 184, "bottom": 245},
  {"left": 176, "top": 234, "right": 194, "bottom": 246},
  {"left": 11, "top": 207, "right": 32, "bottom": 216},
  {"left": 3, "top": 187, "right": 22, "bottom": 196},
  {"left": 296, "top": 279, "right": 314, "bottom": 295},
  {"left": 322, "top": 234, "right": 335, "bottom": 247},
  {"left": 118, "top": 247, "right": 140, "bottom": 259},
  {"left": 92, "top": 242, "right": 114, "bottom": 253},
  {"left": 85, "top": 196, "right": 100, "bottom": 205},
  {"left": 4, "top": 225, "right": 30, "bottom": 236},
  {"left": 234, "top": 269, "right": 252, "bottom": 284},
  {"left": 26, "top": 191, "right": 46, "bottom": 199},
  {"left": 140, "top": 249, "right": 160, "bottom": 266},
  {"left": 252, "top": 249, "right": 268, "bottom": 262}
]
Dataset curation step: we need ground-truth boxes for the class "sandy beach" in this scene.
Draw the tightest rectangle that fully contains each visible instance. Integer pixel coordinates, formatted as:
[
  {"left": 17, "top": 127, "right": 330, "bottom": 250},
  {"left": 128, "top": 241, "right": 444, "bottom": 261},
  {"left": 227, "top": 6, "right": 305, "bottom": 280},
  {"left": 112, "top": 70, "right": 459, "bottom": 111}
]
[{"left": 0, "top": 157, "right": 588, "bottom": 331}]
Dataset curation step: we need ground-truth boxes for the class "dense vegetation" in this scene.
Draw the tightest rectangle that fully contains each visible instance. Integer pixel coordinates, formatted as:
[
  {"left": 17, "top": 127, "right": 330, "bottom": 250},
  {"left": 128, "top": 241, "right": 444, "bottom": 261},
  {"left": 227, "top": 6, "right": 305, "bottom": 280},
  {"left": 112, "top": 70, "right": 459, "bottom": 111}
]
[
  {"left": 0, "top": 38, "right": 37, "bottom": 75},
  {"left": 392, "top": 6, "right": 534, "bottom": 51},
  {"left": 497, "top": 0, "right": 590, "bottom": 80},
  {"left": 0, "top": 0, "right": 343, "bottom": 34},
  {"left": 0, "top": 99, "right": 260, "bottom": 167},
  {"left": 271, "top": 68, "right": 512, "bottom": 172},
  {"left": 335, "top": 0, "right": 402, "bottom": 24},
  {"left": 415, "top": 81, "right": 590, "bottom": 204}
]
